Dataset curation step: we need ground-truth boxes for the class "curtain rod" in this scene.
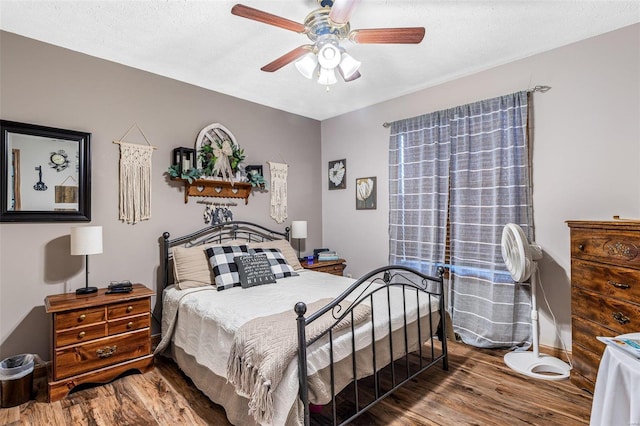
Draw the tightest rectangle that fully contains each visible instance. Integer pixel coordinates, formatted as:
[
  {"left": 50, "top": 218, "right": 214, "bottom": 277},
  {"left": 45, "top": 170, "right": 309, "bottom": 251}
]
[{"left": 381, "top": 85, "right": 551, "bottom": 128}]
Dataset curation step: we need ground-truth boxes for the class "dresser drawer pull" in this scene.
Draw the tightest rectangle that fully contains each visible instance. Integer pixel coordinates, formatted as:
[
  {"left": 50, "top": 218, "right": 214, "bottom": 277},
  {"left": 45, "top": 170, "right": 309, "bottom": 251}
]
[
  {"left": 126, "top": 306, "right": 134, "bottom": 312},
  {"left": 126, "top": 321, "right": 134, "bottom": 329},
  {"left": 578, "top": 244, "right": 585, "bottom": 251},
  {"left": 96, "top": 345, "right": 117, "bottom": 358},
  {"left": 612, "top": 312, "right": 630, "bottom": 325},
  {"left": 607, "top": 280, "right": 631, "bottom": 289},
  {"left": 78, "top": 331, "right": 86, "bottom": 339},
  {"left": 79, "top": 314, "right": 86, "bottom": 321}
]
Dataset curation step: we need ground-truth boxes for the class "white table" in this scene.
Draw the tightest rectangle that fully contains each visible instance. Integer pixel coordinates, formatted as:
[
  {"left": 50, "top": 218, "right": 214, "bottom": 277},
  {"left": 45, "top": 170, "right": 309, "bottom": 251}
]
[{"left": 590, "top": 334, "right": 640, "bottom": 426}]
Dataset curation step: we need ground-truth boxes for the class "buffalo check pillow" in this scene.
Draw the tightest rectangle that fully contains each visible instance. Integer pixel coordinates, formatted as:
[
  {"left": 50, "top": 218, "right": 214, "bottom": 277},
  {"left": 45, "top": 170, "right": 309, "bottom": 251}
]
[
  {"left": 205, "top": 245, "right": 250, "bottom": 291},
  {"left": 250, "top": 248, "right": 299, "bottom": 279}
]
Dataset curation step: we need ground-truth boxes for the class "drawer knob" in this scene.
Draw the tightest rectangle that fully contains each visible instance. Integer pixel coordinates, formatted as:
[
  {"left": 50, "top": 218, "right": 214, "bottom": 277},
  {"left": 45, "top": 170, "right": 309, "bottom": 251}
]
[
  {"left": 612, "top": 311, "right": 630, "bottom": 325},
  {"left": 126, "top": 321, "right": 134, "bottom": 329},
  {"left": 79, "top": 314, "right": 86, "bottom": 321},
  {"left": 126, "top": 306, "right": 134, "bottom": 312},
  {"left": 78, "top": 331, "right": 86, "bottom": 339},
  {"left": 96, "top": 345, "right": 117, "bottom": 359},
  {"left": 578, "top": 244, "right": 585, "bottom": 251},
  {"left": 607, "top": 280, "right": 631, "bottom": 290}
]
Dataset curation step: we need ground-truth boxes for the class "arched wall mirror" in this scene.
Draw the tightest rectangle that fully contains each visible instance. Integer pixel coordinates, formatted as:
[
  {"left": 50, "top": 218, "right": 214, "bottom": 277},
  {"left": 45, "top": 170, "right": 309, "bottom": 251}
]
[{"left": 1, "top": 120, "right": 91, "bottom": 222}]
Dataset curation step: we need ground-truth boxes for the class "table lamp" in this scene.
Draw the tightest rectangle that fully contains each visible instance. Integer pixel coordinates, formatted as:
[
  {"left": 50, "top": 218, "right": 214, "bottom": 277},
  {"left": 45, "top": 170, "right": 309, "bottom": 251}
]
[
  {"left": 291, "top": 220, "right": 307, "bottom": 260},
  {"left": 71, "top": 226, "right": 103, "bottom": 295}
]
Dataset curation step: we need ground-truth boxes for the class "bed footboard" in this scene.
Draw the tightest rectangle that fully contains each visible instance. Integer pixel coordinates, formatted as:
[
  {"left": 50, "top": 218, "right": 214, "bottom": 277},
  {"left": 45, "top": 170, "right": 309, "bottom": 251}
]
[{"left": 295, "top": 265, "right": 447, "bottom": 425}]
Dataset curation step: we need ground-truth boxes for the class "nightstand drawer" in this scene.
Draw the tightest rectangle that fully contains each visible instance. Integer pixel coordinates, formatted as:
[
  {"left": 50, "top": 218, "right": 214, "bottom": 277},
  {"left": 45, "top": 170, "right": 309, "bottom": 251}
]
[
  {"left": 54, "top": 329, "right": 150, "bottom": 380},
  {"left": 55, "top": 323, "right": 106, "bottom": 348},
  {"left": 108, "top": 314, "right": 149, "bottom": 335},
  {"left": 320, "top": 264, "right": 344, "bottom": 272},
  {"left": 107, "top": 299, "right": 149, "bottom": 319},
  {"left": 56, "top": 307, "right": 105, "bottom": 330}
]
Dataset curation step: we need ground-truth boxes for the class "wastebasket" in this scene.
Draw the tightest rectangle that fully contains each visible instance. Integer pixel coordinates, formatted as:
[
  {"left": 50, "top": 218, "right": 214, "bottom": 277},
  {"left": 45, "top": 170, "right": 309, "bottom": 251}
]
[{"left": 0, "top": 354, "right": 34, "bottom": 408}]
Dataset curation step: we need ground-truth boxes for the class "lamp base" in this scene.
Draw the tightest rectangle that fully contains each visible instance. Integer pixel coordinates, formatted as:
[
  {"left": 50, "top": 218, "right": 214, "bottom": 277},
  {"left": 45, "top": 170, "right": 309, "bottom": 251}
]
[
  {"left": 76, "top": 286, "right": 98, "bottom": 295},
  {"left": 504, "top": 351, "right": 570, "bottom": 381}
]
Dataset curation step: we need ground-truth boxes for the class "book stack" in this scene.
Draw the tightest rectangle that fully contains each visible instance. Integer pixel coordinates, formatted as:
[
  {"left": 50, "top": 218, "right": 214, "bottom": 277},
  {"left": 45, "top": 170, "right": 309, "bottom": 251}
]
[{"left": 317, "top": 250, "right": 339, "bottom": 261}]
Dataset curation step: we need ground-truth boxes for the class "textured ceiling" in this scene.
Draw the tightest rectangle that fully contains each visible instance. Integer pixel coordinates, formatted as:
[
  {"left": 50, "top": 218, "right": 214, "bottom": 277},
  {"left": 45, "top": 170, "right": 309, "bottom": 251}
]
[{"left": 1, "top": 1, "right": 639, "bottom": 120}]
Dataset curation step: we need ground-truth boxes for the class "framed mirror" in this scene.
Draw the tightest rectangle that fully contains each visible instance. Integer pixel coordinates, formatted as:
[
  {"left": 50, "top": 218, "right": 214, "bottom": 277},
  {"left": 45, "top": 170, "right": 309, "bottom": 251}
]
[{"left": 1, "top": 120, "right": 91, "bottom": 222}]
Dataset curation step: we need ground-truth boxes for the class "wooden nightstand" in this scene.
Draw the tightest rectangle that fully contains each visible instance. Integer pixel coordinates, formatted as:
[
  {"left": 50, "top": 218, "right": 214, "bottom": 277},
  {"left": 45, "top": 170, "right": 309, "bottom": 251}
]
[
  {"left": 301, "top": 258, "right": 347, "bottom": 276},
  {"left": 44, "top": 283, "right": 154, "bottom": 401}
]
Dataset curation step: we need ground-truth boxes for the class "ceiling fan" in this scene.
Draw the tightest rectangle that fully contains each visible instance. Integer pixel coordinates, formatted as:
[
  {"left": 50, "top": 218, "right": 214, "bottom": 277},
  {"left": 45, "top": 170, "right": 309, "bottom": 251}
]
[{"left": 231, "top": 0, "right": 426, "bottom": 85}]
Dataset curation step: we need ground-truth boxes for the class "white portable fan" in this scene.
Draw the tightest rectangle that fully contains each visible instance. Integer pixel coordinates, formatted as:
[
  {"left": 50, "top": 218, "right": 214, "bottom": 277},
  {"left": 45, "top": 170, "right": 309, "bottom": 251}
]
[{"left": 501, "top": 223, "right": 571, "bottom": 380}]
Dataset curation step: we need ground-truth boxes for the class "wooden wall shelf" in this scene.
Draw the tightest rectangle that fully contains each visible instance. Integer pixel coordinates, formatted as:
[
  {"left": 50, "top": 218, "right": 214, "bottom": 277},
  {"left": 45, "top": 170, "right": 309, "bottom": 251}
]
[{"left": 175, "top": 178, "right": 253, "bottom": 204}]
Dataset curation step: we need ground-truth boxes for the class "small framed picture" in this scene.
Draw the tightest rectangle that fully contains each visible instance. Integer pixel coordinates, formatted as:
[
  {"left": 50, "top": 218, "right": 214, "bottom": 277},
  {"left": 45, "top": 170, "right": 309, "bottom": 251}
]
[
  {"left": 245, "top": 165, "right": 263, "bottom": 177},
  {"left": 356, "top": 177, "right": 376, "bottom": 210},
  {"left": 328, "top": 159, "right": 347, "bottom": 190}
]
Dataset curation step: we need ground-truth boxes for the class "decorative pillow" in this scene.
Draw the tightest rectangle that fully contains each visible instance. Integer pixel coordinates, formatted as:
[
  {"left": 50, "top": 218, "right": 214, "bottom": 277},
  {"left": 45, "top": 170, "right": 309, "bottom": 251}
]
[
  {"left": 235, "top": 254, "right": 277, "bottom": 288},
  {"left": 250, "top": 248, "right": 299, "bottom": 279},
  {"left": 205, "top": 245, "right": 250, "bottom": 291},
  {"left": 248, "top": 239, "right": 303, "bottom": 271},
  {"left": 172, "top": 240, "right": 246, "bottom": 289},
  {"left": 172, "top": 245, "right": 215, "bottom": 289}
]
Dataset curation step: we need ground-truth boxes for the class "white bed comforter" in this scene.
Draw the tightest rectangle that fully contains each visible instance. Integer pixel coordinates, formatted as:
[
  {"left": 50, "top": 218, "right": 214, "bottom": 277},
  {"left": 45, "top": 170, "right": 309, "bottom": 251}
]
[{"left": 160, "top": 269, "right": 440, "bottom": 426}]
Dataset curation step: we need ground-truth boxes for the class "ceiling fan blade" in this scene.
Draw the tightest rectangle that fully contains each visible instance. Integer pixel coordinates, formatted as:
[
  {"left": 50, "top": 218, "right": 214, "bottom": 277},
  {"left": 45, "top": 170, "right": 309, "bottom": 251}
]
[
  {"left": 329, "top": 0, "right": 360, "bottom": 25},
  {"left": 339, "top": 68, "right": 361, "bottom": 82},
  {"left": 349, "top": 27, "right": 426, "bottom": 44},
  {"left": 261, "top": 45, "right": 313, "bottom": 72},
  {"left": 231, "top": 4, "right": 306, "bottom": 33}
]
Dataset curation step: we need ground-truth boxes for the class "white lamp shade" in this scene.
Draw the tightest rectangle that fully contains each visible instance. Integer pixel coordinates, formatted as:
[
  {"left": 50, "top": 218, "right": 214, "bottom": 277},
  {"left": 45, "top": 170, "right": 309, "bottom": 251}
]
[
  {"left": 295, "top": 53, "right": 318, "bottom": 79},
  {"left": 71, "top": 226, "right": 103, "bottom": 255},
  {"left": 317, "top": 67, "right": 337, "bottom": 85},
  {"left": 291, "top": 221, "right": 308, "bottom": 239},
  {"left": 339, "top": 52, "right": 361, "bottom": 79},
  {"left": 317, "top": 43, "right": 341, "bottom": 69}
]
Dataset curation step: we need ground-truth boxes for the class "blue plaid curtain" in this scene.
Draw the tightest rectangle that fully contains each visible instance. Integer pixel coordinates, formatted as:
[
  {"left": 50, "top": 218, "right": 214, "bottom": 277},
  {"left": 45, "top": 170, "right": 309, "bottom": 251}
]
[{"left": 389, "top": 91, "right": 533, "bottom": 348}]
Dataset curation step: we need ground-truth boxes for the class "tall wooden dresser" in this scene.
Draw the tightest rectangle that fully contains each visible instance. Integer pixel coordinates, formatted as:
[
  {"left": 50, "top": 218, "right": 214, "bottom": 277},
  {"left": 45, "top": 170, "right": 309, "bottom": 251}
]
[{"left": 567, "top": 221, "right": 640, "bottom": 393}]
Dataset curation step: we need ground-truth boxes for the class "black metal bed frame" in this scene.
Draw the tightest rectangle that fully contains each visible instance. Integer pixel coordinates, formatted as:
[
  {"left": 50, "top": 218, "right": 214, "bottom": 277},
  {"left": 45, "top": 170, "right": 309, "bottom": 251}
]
[
  {"left": 162, "top": 221, "right": 289, "bottom": 288},
  {"left": 161, "top": 222, "right": 448, "bottom": 426}
]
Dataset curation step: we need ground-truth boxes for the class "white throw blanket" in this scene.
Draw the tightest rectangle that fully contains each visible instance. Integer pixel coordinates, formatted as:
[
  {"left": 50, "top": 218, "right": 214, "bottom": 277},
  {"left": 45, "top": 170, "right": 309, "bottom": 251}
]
[{"left": 227, "top": 298, "right": 371, "bottom": 424}]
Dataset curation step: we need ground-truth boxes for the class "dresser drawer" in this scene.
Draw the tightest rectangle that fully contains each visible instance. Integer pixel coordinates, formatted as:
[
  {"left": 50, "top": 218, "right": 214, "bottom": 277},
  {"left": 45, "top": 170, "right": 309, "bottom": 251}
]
[
  {"left": 571, "top": 343, "right": 600, "bottom": 388},
  {"left": 107, "top": 299, "right": 149, "bottom": 319},
  {"left": 54, "top": 329, "right": 150, "bottom": 380},
  {"left": 571, "top": 228, "right": 640, "bottom": 268},
  {"left": 571, "top": 258, "right": 640, "bottom": 302},
  {"left": 55, "top": 323, "right": 107, "bottom": 348},
  {"left": 108, "top": 314, "right": 149, "bottom": 336},
  {"left": 571, "top": 315, "right": 610, "bottom": 356},
  {"left": 572, "top": 286, "right": 640, "bottom": 334},
  {"left": 55, "top": 307, "right": 105, "bottom": 330}
]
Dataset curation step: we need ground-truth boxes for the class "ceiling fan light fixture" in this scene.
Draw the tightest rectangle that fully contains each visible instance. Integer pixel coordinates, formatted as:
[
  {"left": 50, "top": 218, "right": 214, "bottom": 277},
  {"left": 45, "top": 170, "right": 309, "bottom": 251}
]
[
  {"left": 295, "top": 52, "right": 318, "bottom": 79},
  {"left": 317, "top": 42, "right": 341, "bottom": 69},
  {"left": 338, "top": 52, "right": 361, "bottom": 79},
  {"left": 317, "top": 66, "right": 337, "bottom": 85}
]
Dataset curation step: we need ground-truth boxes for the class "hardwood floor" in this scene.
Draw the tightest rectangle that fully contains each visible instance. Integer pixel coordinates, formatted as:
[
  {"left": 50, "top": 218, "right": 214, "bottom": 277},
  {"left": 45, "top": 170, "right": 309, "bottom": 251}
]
[{"left": 0, "top": 342, "right": 592, "bottom": 425}]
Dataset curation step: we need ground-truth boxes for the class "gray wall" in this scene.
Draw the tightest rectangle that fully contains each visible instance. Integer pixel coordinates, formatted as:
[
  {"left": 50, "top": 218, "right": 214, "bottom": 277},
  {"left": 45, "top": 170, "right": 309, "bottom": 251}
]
[
  {"left": 2, "top": 23, "right": 638, "bottom": 359},
  {"left": 321, "top": 24, "right": 640, "bottom": 349},
  {"left": 0, "top": 31, "right": 322, "bottom": 360}
]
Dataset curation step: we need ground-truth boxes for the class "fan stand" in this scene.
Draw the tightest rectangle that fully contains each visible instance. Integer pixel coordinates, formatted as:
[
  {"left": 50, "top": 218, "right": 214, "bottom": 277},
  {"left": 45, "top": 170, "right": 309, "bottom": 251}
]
[{"left": 504, "top": 265, "right": 570, "bottom": 381}]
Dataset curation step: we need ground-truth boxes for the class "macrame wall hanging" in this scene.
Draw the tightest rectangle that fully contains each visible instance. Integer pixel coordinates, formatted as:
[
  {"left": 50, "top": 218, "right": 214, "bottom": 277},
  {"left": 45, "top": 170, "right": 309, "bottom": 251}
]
[
  {"left": 113, "top": 123, "right": 156, "bottom": 224},
  {"left": 268, "top": 161, "right": 288, "bottom": 224}
]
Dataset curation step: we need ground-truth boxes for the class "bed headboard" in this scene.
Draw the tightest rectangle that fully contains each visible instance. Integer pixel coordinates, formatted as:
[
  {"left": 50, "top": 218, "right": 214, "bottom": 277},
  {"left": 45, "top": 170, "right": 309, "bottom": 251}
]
[{"left": 161, "top": 221, "right": 290, "bottom": 288}]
